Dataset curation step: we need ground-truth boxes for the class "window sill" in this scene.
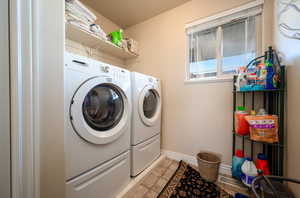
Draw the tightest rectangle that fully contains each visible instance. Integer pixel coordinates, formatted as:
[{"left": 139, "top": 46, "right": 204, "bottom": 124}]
[{"left": 184, "top": 76, "right": 233, "bottom": 84}]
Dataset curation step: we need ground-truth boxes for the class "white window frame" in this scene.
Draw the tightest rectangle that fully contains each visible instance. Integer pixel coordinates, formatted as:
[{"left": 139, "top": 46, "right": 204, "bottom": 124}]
[{"left": 185, "top": 0, "right": 264, "bottom": 83}]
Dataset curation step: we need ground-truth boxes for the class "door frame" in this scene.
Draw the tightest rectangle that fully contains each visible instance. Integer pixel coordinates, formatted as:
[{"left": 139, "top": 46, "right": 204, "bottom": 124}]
[
  {"left": 10, "top": 0, "right": 65, "bottom": 198},
  {"left": 0, "top": 0, "right": 11, "bottom": 197},
  {"left": 10, "top": 0, "right": 40, "bottom": 198}
]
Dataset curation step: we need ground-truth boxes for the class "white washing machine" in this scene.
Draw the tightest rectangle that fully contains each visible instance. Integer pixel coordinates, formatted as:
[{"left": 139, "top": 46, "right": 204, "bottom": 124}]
[
  {"left": 64, "top": 52, "right": 131, "bottom": 198},
  {"left": 131, "top": 72, "right": 162, "bottom": 176}
]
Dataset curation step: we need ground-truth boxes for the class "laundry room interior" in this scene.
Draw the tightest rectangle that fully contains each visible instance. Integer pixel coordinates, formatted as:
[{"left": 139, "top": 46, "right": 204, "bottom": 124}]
[
  {"left": 2, "top": 0, "right": 300, "bottom": 198},
  {"left": 61, "top": 0, "right": 300, "bottom": 197}
]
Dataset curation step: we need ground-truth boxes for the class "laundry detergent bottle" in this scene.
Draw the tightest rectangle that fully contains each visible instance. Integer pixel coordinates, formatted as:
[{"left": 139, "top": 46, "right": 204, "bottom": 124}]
[
  {"left": 235, "top": 106, "right": 250, "bottom": 136},
  {"left": 232, "top": 150, "right": 245, "bottom": 179},
  {"left": 256, "top": 153, "right": 270, "bottom": 175},
  {"left": 241, "top": 158, "right": 258, "bottom": 187}
]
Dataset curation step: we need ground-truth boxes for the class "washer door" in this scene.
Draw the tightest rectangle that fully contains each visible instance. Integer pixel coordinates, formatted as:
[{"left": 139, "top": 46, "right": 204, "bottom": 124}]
[
  {"left": 138, "top": 85, "right": 161, "bottom": 126},
  {"left": 70, "top": 76, "right": 129, "bottom": 144}
]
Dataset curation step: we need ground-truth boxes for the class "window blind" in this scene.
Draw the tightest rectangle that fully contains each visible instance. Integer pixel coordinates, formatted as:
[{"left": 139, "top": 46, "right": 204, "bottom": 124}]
[
  {"left": 186, "top": 0, "right": 264, "bottom": 80},
  {"left": 186, "top": 3, "right": 263, "bottom": 35}
]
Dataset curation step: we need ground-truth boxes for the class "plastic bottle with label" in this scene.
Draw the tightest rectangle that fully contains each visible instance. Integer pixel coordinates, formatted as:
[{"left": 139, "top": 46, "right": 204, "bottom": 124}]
[
  {"left": 265, "top": 46, "right": 276, "bottom": 90},
  {"left": 232, "top": 150, "right": 245, "bottom": 180},
  {"left": 235, "top": 106, "right": 250, "bottom": 136},
  {"left": 256, "top": 153, "right": 270, "bottom": 175},
  {"left": 241, "top": 158, "right": 258, "bottom": 187}
]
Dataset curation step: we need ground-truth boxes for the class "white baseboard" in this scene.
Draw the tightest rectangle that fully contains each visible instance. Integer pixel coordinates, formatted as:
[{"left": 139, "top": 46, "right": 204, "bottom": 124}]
[{"left": 162, "top": 150, "right": 232, "bottom": 176}]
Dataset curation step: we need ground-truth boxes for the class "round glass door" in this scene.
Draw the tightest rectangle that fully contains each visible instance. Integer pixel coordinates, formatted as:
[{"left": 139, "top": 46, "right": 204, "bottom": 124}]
[
  {"left": 138, "top": 86, "right": 161, "bottom": 126},
  {"left": 70, "top": 76, "right": 130, "bottom": 145},
  {"left": 82, "top": 84, "right": 124, "bottom": 131},
  {"left": 143, "top": 89, "right": 158, "bottom": 119}
]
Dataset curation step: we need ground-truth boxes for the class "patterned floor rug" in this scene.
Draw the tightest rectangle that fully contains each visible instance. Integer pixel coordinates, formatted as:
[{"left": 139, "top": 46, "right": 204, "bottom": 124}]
[{"left": 158, "top": 160, "right": 232, "bottom": 198}]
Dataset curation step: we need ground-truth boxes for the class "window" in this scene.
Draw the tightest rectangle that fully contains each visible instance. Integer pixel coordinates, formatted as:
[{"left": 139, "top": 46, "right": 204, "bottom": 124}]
[
  {"left": 189, "top": 27, "right": 218, "bottom": 78},
  {"left": 186, "top": 1, "right": 263, "bottom": 81}
]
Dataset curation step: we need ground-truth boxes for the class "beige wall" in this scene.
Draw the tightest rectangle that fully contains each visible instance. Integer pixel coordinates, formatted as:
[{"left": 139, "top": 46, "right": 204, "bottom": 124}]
[
  {"left": 274, "top": 0, "right": 300, "bottom": 196},
  {"left": 39, "top": 0, "right": 65, "bottom": 197},
  {"left": 65, "top": 6, "right": 126, "bottom": 67},
  {"left": 125, "top": 0, "right": 273, "bottom": 165},
  {"left": 91, "top": 7, "right": 120, "bottom": 34}
]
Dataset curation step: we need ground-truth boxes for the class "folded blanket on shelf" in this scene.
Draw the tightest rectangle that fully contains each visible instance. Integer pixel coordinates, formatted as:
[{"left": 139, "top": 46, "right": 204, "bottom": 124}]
[
  {"left": 66, "top": 12, "right": 107, "bottom": 40},
  {"left": 65, "top": 0, "right": 107, "bottom": 41},
  {"left": 65, "top": 0, "right": 96, "bottom": 24},
  {"left": 67, "top": 21, "right": 91, "bottom": 33},
  {"left": 65, "top": 10, "right": 90, "bottom": 26}
]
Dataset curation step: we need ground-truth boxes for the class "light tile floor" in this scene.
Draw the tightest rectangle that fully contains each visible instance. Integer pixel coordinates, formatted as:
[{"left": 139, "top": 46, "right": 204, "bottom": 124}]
[
  {"left": 121, "top": 157, "right": 249, "bottom": 198},
  {"left": 122, "top": 157, "right": 179, "bottom": 198}
]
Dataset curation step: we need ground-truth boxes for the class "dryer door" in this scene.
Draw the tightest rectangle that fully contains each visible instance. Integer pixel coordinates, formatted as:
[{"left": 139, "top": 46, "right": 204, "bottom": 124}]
[
  {"left": 70, "top": 76, "right": 130, "bottom": 144},
  {"left": 138, "top": 84, "right": 161, "bottom": 126}
]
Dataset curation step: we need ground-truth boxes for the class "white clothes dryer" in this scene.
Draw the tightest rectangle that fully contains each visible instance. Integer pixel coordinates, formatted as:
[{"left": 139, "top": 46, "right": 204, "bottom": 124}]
[{"left": 131, "top": 72, "right": 162, "bottom": 176}]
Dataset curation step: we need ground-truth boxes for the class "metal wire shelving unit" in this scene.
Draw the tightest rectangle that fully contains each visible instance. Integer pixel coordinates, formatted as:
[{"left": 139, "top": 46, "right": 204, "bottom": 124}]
[{"left": 232, "top": 64, "right": 286, "bottom": 176}]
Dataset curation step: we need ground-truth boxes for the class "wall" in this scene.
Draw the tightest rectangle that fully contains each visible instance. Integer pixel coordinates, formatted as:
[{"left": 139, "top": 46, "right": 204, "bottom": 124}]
[
  {"left": 125, "top": 0, "right": 274, "bottom": 165},
  {"left": 37, "top": 0, "right": 65, "bottom": 197},
  {"left": 65, "top": 6, "right": 125, "bottom": 67},
  {"left": 274, "top": 0, "right": 300, "bottom": 196}
]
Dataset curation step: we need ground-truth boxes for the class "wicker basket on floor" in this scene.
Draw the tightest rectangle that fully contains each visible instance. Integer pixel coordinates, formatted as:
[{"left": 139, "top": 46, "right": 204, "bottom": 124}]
[{"left": 197, "top": 151, "right": 221, "bottom": 182}]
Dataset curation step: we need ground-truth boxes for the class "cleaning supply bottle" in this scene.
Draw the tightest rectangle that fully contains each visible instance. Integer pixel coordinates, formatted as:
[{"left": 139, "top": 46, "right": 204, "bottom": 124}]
[
  {"left": 235, "top": 106, "right": 250, "bottom": 136},
  {"left": 265, "top": 47, "right": 275, "bottom": 89},
  {"left": 256, "top": 153, "right": 270, "bottom": 175},
  {"left": 266, "top": 64, "right": 275, "bottom": 89},
  {"left": 241, "top": 158, "right": 258, "bottom": 187},
  {"left": 232, "top": 150, "right": 245, "bottom": 179}
]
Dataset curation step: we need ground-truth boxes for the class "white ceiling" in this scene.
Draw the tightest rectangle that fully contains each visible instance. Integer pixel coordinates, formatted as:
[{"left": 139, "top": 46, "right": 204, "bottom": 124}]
[{"left": 81, "top": 0, "right": 191, "bottom": 28}]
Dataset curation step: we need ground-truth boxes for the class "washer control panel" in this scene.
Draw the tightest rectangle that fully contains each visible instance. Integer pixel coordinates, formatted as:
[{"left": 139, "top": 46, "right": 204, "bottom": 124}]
[
  {"left": 113, "top": 69, "right": 128, "bottom": 82},
  {"left": 100, "top": 65, "right": 110, "bottom": 73}
]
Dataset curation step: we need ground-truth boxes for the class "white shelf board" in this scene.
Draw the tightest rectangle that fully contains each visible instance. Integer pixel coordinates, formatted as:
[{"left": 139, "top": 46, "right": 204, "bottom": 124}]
[{"left": 65, "top": 23, "right": 137, "bottom": 59}]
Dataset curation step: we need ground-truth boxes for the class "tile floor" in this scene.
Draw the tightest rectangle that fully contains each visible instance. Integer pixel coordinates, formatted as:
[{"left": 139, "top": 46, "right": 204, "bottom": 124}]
[
  {"left": 122, "top": 157, "right": 179, "bottom": 198},
  {"left": 121, "top": 156, "right": 249, "bottom": 198}
]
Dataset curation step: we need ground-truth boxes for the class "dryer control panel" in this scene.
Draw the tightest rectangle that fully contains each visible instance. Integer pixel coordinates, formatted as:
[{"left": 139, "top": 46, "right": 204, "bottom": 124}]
[
  {"left": 147, "top": 76, "right": 160, "bottom": 87},
  {"left": 113, "top": 69, "right": 129, "bottom": 82},
  {"left": 95, "top": 61, "right": 130, "bottom": 82}
]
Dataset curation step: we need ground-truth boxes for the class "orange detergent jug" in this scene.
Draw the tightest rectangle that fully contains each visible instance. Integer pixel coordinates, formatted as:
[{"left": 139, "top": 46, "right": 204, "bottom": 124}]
[{"left": 235, "top": 106, "right": 250, "bottom": 136}]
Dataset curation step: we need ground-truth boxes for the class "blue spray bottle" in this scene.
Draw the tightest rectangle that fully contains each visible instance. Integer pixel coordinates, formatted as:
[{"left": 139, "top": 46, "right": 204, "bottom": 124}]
[{"left": 265, "top": 47, "right": 275, "bottom": 89}]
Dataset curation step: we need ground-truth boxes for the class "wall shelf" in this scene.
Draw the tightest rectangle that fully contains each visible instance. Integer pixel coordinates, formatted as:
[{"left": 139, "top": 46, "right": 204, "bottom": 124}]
[
  {"left": 65, "top": 23, "right": 138, "bottom": 60},
  {"left": 232, "top": 132, "right": 284, "bottom": 147},
  {"left": 233, "top": 89, "right": 284, "bottom": 93}
]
